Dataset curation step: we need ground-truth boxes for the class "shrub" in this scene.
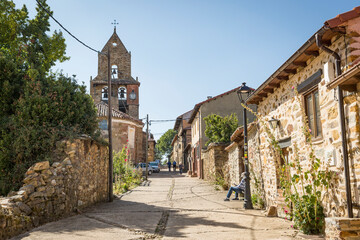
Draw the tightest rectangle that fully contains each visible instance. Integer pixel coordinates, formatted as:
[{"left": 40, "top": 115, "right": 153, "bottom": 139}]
[
  {"left": 0, "top": 75, "right": 99, "bottom": 195},
  {"left": 214, "top": 169, "right": 229, "bottom": 190},
  {"left": 204, "top": 114, "right": 238, "bottom": 146},
  {"left": 113, "top": 146, "right": 142, "bottom": 194},
  {"left": 251, "top": 193, "right": 265, "bottom": 209}
]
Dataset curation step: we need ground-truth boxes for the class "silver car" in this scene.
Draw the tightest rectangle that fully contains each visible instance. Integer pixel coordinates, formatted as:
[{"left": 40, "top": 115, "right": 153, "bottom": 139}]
[
  {"left": 149, "top": 162, "right": 160, "bottom": 173},
  {"left": 136, "top": 163, "right": 153, "bottom": 175}
]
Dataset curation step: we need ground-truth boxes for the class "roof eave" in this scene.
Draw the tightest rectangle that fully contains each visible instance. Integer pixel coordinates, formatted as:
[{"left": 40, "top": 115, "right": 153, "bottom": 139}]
[
  {"left": 327, "top": 62, "right": 360, "bottom": 90},
  {"left": 246, "top": 26, "right": 328, "bottom": 105}
]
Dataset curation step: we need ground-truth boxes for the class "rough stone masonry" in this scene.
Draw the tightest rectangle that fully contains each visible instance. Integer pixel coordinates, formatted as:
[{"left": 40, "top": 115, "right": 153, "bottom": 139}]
[{"left": 0, "top": 137, "right": 108, "bottom": 239}]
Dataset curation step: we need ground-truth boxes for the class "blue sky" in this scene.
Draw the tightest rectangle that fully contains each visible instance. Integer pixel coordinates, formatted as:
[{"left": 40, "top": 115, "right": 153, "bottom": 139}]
[{"left": 13, "top": 0, "right": 359, "bottom": 139}]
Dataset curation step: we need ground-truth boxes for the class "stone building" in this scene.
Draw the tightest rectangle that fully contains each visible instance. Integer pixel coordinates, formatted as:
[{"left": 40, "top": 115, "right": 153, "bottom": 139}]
[
  {"left": 187, "top": 87, "right": 256, "bottom": 178},
  {"left": 238, "top": 6, "right": 360, "bottom": 218},
  {"left": 90, "top": 27, "right": 147, "bottom": 164},
  {"left": 171, "top": 110, "right": 193, "bottom": 173}
]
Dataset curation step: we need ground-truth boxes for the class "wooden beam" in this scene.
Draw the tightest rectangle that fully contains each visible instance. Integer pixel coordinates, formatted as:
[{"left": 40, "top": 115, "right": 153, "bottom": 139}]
[
  {"left": 331, "top": 26, "right": 346, "bottom": 34},
  {"left": 341, "top": 84, "right": 357, "bottom": 92},
  {"left": 304, "top": 50, "right": 319, "bottom": 57},
  {"left": 269, "top": 83, "right": 280, "bottom": 88},
  {"left": 262, "top": 88, "right": 274, "bottom": 93},
  {"left": 293, "top": 61, "right": 307, "bottom": 67},
  {"left": 277, "top": 76, "right": 289, "bottom": 81},
  {"left": 251, "top": 96, "right": 262, "bottom": 100},
  {"left": 258, "top": 92, "right": 268, "bottom": 98},
  {"left": 284, "top": 69, "right": 297, "bottom": 74},
  {"left": 322, "top": 39, "right": 331, "bottom": 46}
]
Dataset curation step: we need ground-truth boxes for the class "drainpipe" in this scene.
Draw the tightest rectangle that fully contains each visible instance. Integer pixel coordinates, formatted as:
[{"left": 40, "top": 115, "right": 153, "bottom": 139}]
[{"left": 316, "top": 33, "right": 353, "bottom": 218}]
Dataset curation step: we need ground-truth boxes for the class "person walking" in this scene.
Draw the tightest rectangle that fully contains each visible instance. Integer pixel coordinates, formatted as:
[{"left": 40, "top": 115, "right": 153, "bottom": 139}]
[
  {"left": 172, "top": 160, "right": 177, "bottom": 172},
  {"left": 167, "top": 161, "right": 171, "bottom": 172},
  {"left": 224, "top": 172, "right": 246, "bottom": 201},
  {"left": 179, "top": 163, "right": 183, "bottom": 175}
]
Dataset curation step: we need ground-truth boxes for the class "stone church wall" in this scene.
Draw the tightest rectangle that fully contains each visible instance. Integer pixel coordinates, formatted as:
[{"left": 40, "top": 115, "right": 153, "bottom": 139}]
[{"left": 0, "top": 137, "right": 108, "bottom": 239}]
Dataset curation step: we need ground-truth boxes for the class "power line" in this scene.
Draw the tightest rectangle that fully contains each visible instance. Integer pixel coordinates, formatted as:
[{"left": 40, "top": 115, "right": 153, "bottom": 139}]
[
  {"left": 35, "top": 0, "right": 100, "bottom": 54},
  {"left": 150, "top": 119, "right": 176, "bottom": 122},
  {"left": 151, "top": 133, "right": 166, "bottom": 135}
]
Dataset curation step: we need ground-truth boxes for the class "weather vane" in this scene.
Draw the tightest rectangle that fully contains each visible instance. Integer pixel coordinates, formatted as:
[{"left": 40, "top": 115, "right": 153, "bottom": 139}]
[{"left": 111, "top": 20, "right": 119, "bottom": 31}]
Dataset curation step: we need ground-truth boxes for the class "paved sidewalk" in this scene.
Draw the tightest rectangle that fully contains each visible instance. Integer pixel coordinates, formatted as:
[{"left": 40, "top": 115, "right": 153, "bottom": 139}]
[{"left": 13, "top": 172, "right": 300, "bottom": 240}]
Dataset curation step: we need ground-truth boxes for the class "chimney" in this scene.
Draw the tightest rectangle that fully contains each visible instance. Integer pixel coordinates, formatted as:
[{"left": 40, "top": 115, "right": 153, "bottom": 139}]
[{"left": 207, "top": 96, "right": 212, "bottom": 99}]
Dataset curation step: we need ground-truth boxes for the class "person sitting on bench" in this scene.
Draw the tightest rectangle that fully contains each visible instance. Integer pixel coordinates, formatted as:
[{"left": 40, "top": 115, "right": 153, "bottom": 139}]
[{"left": 224, "top": 172, "right": 246, "bottom": 201}]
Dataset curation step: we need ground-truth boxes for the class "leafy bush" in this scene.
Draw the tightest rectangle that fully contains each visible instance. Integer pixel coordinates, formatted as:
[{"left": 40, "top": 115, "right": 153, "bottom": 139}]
[
  {"left": 113, "top": 146, "right": 142, "bottom": 194},
  {"left": 0, "top": 74, "right": 99, "bottom": 195},
  {"left": 214, "top": 169, "right": 229, "bottom": 190},
  {"left": 0, "top": 0, "right": 99, "bottom": 195},
  {"left": 292, "top": 194, "right": 325, "bottom": 234},
  {"left": 251, "top": 193, "right": 265, "bottom": 209},
  {"left": 204, "top": 114, "right": 238, "bottom": 146}
]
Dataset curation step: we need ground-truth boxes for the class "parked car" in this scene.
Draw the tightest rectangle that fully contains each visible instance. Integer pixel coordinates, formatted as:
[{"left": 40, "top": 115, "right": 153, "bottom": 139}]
[
  {"left": 149, "top": 162, "right": 160, "bottom": 173},
  {"left": 136, "top": 163, "right": 153, "bottom": 175}
]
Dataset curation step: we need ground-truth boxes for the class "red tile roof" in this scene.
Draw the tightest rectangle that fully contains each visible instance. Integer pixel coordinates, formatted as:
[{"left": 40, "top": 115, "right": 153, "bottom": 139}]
[
  {"left": 95, "top": 102, "right": 144, "bottom": 125},
  {"left": 325, "top": 6, "right": 360, "bottom": 28}
]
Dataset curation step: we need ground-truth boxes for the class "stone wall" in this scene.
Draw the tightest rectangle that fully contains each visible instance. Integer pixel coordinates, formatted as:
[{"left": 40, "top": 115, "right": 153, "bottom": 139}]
[
  {"left": 0, "top": 137, "right": 109, "bottom": 239},
  {"left": 325, "top": 217, "right": 360, "bottom": 239},
  {"left": 226, "top": 143, "right": 243, "bottom": 186},
  {"left": 202, "top": 143, "right": 229, "bottom": 185}
]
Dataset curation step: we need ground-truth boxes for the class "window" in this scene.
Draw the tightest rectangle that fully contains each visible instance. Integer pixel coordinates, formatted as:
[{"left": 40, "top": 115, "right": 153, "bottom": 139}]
[
  {"left": 304, "top": 89, "right": 322, "bottom": 138},
  {"left": 128, "top": 127, "right": 135, "bottom": 148},
  {"left": 111, "top": 65, "right": 118, "bottom": 79},
  {"left": 118, "top": 86, "right": 127, "bottom": 113},
  {"left": 118, "top": 87, "right": 127, "bottom": 100},
  {"left": 297, "top": 70, "right": 323, "bottom": 139},
  {"left": 101, "top": 87, "right": 108, "bottom": 102},
  {"left": 99, "top": 119, "right": 108, "bottom": 130}
]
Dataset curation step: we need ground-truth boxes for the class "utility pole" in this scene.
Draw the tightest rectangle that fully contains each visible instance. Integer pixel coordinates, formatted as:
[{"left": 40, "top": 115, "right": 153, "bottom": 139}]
[
  {"left": 107, "top": 47, "right": 113, "bottom": 202},
  {"left": 145, "top": 114, "right": 149, "bottom": 180}
]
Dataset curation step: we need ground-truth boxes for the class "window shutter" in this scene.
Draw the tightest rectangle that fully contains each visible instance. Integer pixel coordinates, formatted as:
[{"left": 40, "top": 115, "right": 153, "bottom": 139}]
[{"left": 297, "top": 69, "right": 322, "bottom": 94}]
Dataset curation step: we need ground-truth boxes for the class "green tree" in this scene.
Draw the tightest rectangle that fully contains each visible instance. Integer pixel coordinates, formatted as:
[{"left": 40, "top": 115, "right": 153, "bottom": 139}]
[
  {"left": 156, "top": 129, "right": 177, "bottom": 161},
  {"left": 204, "top": 113, "right": 238, "bottom": 146},
  {"left": 0, "top": 0, "right": 99, "bottom": 195}
]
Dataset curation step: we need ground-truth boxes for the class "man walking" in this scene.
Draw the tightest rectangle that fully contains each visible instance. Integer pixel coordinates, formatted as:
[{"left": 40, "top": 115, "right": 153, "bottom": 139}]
[
  {"left": 172, "top": 160, "right": 177, "bottom": 172},
  {"left": 179, "top": 163, "right": 183, "bottom": 175},
  {"left": 224, "top": 172, "right": 246, "bottom": 201},
  {"left": 167, "top": 161, "right": 171, "bottom": 172}
]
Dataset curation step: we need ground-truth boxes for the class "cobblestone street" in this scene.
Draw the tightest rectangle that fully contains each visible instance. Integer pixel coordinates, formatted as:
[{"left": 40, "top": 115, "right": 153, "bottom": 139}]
[{"left": 13, "top": 171, "right": 299, "bottom": 240}]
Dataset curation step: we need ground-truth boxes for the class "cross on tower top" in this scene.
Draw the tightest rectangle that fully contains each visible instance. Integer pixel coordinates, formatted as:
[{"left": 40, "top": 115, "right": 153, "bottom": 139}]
[{"left": 112, "top": 20, "right": 119, "bottom": 32}]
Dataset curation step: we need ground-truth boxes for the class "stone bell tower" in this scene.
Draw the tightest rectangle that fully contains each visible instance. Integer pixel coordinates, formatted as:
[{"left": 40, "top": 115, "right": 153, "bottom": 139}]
[{"left": 90, "top": 26, "right": 140, "bottom": 119}]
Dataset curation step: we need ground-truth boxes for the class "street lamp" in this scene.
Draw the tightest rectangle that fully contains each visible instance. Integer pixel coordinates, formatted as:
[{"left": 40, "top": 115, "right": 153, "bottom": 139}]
[
  {"left": 268, "top": 117, "right": 280, "bottom": 129},
  {"left": 236, "top": 82, "right": 253, "bottom": 209}
]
